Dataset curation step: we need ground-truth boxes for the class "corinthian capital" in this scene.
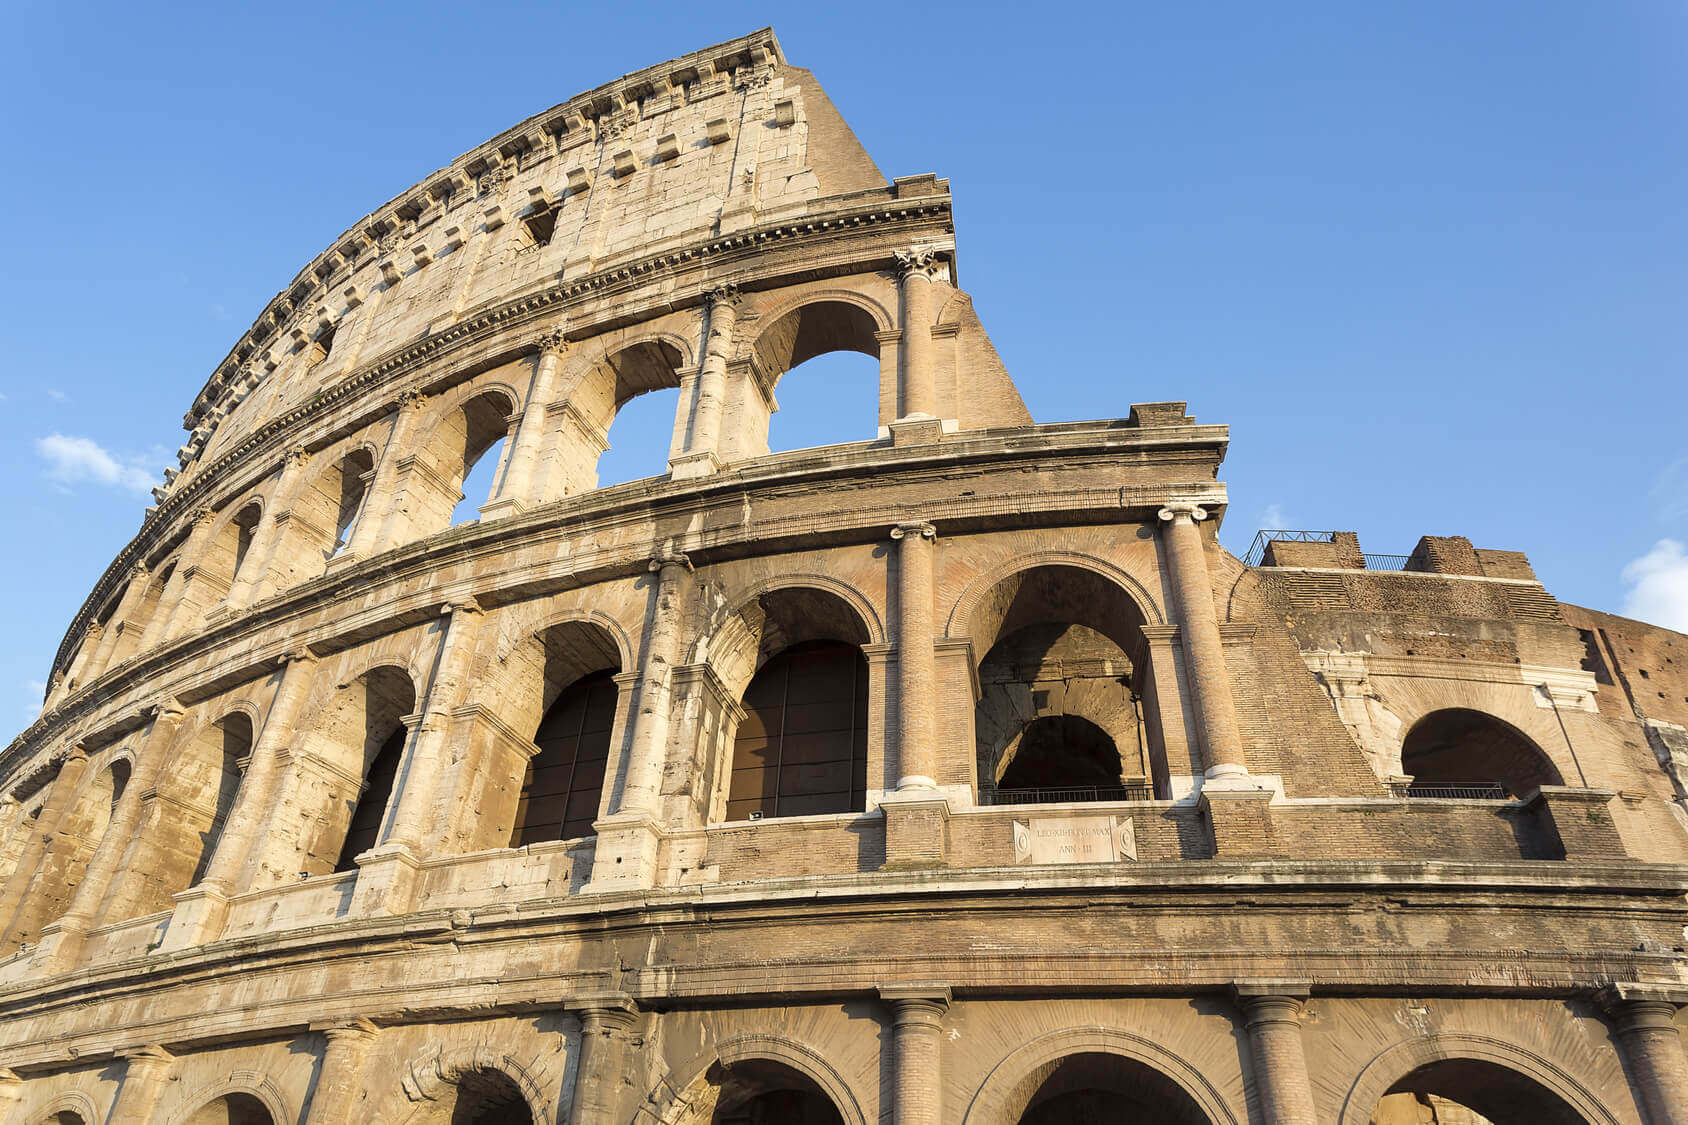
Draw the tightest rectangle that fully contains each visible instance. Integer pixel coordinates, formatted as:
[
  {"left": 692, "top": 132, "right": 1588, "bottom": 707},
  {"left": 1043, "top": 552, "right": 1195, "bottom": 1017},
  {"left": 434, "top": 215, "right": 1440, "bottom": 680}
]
[
  {"left": 705, "top": 284, "right": 743, "bottom": 311},
  {"left": 893, "top": 247, "right": 941, "bottom": 280},
  {"left": 536, "top": 329, "right": 569, "bottom": 359}
]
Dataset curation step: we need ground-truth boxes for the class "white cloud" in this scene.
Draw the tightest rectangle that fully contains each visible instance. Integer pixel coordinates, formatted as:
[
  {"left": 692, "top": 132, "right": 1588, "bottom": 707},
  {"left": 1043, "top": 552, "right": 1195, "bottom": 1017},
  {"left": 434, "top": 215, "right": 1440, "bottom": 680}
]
[
  {"left": 36, "top": 433, "right": 157, "bottom": 494},
  {"left": 45, "top": 388, "right": 66, "bottom": 402},
  {"left": 1260, "top": 503, "right": 1289, "bottom": 529},
  {"left": 1621, "top": 539, "right": 1688, "bottom": 632},
  {"left": 24, "top": 680, "right": 46, "bottom": 717}
]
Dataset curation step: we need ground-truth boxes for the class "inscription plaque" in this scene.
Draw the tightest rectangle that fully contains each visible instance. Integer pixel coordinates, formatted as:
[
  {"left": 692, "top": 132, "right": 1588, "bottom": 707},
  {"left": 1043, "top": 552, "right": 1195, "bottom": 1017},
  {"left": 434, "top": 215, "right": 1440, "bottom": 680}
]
[{"left": 1012, "top": 815, "right": 1137, "bottom": 865}]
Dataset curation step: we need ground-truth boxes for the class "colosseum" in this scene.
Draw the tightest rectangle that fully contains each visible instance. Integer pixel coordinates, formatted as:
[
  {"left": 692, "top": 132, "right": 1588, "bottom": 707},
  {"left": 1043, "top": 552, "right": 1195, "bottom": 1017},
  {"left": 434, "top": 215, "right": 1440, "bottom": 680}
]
[{"left": 2, "top": 27, "right": 1686, "bottom": 1125}]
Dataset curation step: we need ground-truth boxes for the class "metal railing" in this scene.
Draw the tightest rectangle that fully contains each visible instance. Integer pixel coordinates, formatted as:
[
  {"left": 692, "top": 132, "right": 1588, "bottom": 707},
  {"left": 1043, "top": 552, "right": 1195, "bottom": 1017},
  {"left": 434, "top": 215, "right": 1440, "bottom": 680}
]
[
  {"left": 1362, "top": 553, "right": 1412, "bottom": 571},
  {"left": 980, "top": 784, "right": 1156, "bottom": 806},
  {"left": 1388, "top": 781, "right": 1508, "bottom": 800},
  {"left": 1242, "top": 530, "right": 1412, "bottom": 572},
  {"left": 1243, "top": 529, "right": 1331, "bottom": 567}
]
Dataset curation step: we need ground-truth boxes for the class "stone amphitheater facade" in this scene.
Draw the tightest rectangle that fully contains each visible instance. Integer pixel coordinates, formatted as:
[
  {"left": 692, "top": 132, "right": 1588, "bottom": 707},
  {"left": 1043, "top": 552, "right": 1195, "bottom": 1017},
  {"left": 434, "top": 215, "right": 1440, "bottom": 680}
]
[{"left": 3, "top": 27, "right": 1688, "bottom": 1125}]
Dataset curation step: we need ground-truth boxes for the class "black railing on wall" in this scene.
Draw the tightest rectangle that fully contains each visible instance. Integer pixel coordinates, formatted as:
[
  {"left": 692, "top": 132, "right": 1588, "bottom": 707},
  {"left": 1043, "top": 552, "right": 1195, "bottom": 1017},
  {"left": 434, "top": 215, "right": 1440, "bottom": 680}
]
[
  {"left": 1388, "top": 781, "right": 1508, "bottom": 800},
  {"left": 980, "top": 784, "right": 1156, "bottom": 806}
]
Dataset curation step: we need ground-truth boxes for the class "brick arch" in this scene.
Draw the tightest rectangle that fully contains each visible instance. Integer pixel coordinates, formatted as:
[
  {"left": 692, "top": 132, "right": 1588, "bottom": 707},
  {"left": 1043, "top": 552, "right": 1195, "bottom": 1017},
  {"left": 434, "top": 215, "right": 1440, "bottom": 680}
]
[
  {"left": 961, "top": 1026, "right": 1237, "bottom": 1125},
  {"left": 1337, "top": 1033, "right": 1620, "bottom": 1125},
  {"left": 946, "top": 551, "right": 1167, "bottom": 643},
  {"left": 746, "top": 286, "right": 895, "bottom": 338},
  {"left": 393, "top": 1044, "right": 555, "bottom": 1124},
  {"left": 697, "top": 575, "right": 883, "bottom": 705},
  {"left": 27, "top": 1089, "right": 100, "bottom": 1124},
  {"left": 638, "top": 1033, "right": 868, "bottom": 1125},
  {"left": 493, "top": 606, "right": 637, "bottom": 677},
  {"left": 163, "top": 1071, "right": 292, "bottom": 1125}
]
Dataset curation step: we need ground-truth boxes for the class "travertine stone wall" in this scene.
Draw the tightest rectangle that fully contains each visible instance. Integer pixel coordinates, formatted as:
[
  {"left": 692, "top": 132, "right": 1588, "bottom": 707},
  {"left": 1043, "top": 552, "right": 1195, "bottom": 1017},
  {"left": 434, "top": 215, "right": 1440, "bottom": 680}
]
[{"left": 3, "top": 27, "right": 1687, "bottom": 1125}]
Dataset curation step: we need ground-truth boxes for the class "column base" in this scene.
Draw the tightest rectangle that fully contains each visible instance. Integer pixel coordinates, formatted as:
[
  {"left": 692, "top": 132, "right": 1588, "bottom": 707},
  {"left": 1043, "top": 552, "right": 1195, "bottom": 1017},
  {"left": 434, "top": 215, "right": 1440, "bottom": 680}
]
[
  {"left": 667, "top": 450, "right": 721, "bottom": 480},
  {"left": 580, "top": 814, "right": 664, "bottom": 894},
  {"left": 477, "top": 497, "right": 527, "bottom": 522},
  {"left": 888, "top": 415, "right": 944, "bottom": 446},
  {"left": 156, "top": 884, "right": 231, "bottom": 953},
  {"left": 31, "top": 916, "right": 90, "bottom": 973},
  {"left": 348, "top": 844, "right": 425, "bottom": 916},
  {"left": 1200, "top": 787, "right": 1281, "bottom": 859},
  {"left": 880, "top": 790, "right": 951, "bottom": 870},
  {"left": 323, "top": 550, "right": 363, "bottom": 574}
]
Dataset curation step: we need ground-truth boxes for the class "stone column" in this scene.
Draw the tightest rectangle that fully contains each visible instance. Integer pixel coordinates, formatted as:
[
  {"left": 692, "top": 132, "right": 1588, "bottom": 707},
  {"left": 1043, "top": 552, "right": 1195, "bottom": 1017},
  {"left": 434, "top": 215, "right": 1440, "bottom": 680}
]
[
  {"left": 347, "top": 390, "right": 426, "bottom": 561},
  {"left": 890, "top": 522, "right": 938, "bottom": 791},
  {"left": 672, "top": 287, "right": 739, "bottom": 479},
  {"left": 1157, "top": 502, "right": 1248, "bottom": 780},
  {"left": 36, "top": 700, "right": 186, "bottom": 970},
  {"left": 155, "top": 507, "right": 224, "bottom": 643},
  {"left": 585, "top": 557, "right": 690, "bottom": 892},
  {"left": 84, "top": 563, "right": 151, "bottom": 679},
  {"left": 487, "top": 331, "right": 568, "bottom": 514},
  {"left": 108, "top": 1046, "right": 176, "bottom": 1123},
  {"left": 225, "top": 446, "right": 312, "bottom": 609},
  {"left": 879, "top": 983, "right": 950, "bottom": 1125},
  {"left": 160, "top": 650, "right": 317, "bottom": 950},
  {"left": 1235, "top": 983, "right": 1319, "bottom": 1125},
  {"left": 566, "top": 996, "right": 639, "bottom": 1125},
  {"left": 1601, "top": 985, "right": 1688, "bottom": 1125},
  {"left": 0, "top": 747, "right": 90, "bottom": 951},
  {"left": 305, "top": 1018, "right": 380, "bottom": 1125},
  {"left": 894, "top": 250, "right": 938, "bottom": 420},
  {"left": 0, "top": 1069, "right": 21, "bottom": 1118},
  {"left": 351, "top": 601, "right": 482, "bottom": 915},
  {"left": 619, "top": 556, "right": 691, "bottom": 816}
]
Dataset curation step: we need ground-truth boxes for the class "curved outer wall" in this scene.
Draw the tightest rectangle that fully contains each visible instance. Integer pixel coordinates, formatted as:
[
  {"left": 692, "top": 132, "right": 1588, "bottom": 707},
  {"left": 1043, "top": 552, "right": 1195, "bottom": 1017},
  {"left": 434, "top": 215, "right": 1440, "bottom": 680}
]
[{"left": 2, "top": 28, "right": 1688, "bottom": 1125}]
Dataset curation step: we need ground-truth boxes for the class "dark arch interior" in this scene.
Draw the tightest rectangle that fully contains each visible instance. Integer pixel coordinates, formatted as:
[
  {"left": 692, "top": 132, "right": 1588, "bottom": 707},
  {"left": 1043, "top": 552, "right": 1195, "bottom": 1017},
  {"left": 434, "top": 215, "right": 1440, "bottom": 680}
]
[
  {"left": 48, "top": 1112, "right": 87, "bottom": 1125},
  {"left": 450, "top": 392, "right": 518, "bottom": 525},
  {"left": 334, "top": 725, "right": 404, "bottom": 871},
  {"left": 183, "top": 1092, "right": 275, "bottom": 1125},
  {"left": 1378, "top": 1058, "right": 1587, "bottom": 1125},
  {"left": 752, "top": 300, "right": 880, "bottom": 376},
  {"left": 191, "top": 713, "right": 253, "bottom": 885},
  {"left": 447, "top": 1067, "right": 532, "bottom": 1125},
  {"left": 728, "top": 641, "right": 868, "bottom": 821},
  {"left": 1401, "top": 709, "right": 1564, "bottom": 797},
  {"left": 708, "top": 1058, "right": 844, "bottom": 1125},
  {"left": 1015, "top": 1053, "right": 1209, "bottom": 1125},
  {"left": 332, "top": 667, "right": 416, "bottom": 873},
  {"left": 512, "top": 669, "right": 618, "bottom": 844},
  {"left": 997, "top": 714, "right": 1124, "bottom": 794},
  {"left": 332, "top": 448, "right": 375, "bottom": 551}
]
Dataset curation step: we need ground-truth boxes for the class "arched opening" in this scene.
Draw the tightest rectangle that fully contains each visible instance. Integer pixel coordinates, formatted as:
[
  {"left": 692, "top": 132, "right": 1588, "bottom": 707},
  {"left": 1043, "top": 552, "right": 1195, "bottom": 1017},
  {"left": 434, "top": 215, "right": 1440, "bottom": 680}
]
[
  {"left": 729, "top": 642, "right": 869, "bottom": 821},
  {"left": 511, "top": 670, "right": 618, "bottom": 844},
  {"left": 996, "top": 715, "right": 1125, "bottom": 794},
  {"left": 599, "top": 382, "right": 683, "bottom": 486},
  {"left": 1012, "top": 1053, "right": 1210, "bottom": 1125},
  {"left": 110, "top": 561, "right": 174, "bottom": 665},
  {"left": 331, "top": 449, "right": 375, "bottom": 552},
  {"left": 402, "top": 1067, "right": 533, "bottom": 1125},
  {"left": 446, "top": 393, "right": 517, "bottom": 526},
  {"left": 43, "top": 1112, "right": 88, "bottom": 1125},
  {"left": 228, "top": 502, "right": 264, "bottom": 583},
  {"left": 191, "top": 713, "right": 253, "bottom": 886},
  {"left": 969, "top": 567, "right": 1152, "bottom": 803},
  {"left": 705, "top": 1058, "right": 845, "bottom": 1125},
  {"left": 182, "top": 1093, "right": 275, "bottom": 1125},
  {"left": 1400, "top": 709, "right": 1564, "bottom": 798},
  {"left": 288, "top": 665, "right": 416, "bottom": 878},
  {"left": 717, "top": 587, "right": 876, "bottom": 823},
  {"left": 751, "top": 300, "right": 884, "bottom": 457},
  {"left": 557, "top": 339, "right": 685, "bottom": 490},
  {"left": 1371, "top": 1058, "right": 1588, "bottom": 1125},
  {"left": 334, "top": 722, "right": 407, "bottom": 872}
]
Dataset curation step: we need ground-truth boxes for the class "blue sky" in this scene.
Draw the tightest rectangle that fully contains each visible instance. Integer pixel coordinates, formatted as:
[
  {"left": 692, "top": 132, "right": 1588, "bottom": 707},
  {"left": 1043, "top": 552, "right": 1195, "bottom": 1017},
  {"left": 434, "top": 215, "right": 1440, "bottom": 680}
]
[{"left": 3, "top": 1, "right": 1686, "bottom": 736}]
